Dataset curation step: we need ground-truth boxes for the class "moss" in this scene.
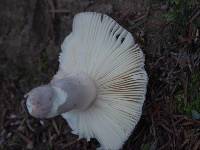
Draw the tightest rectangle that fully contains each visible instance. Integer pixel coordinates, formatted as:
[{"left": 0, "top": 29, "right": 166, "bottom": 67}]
[
  {"left": 141, "top": 143, "right": 150, "bottom": 150},
  {"left": 176, "top": 72, "right": 200, "bottom": 116},
  {"left": 176, "top": 95, "right": 200, "bottom": 116},
  {"left": 164, "top": 0, "right": 200, "bottom": 36}
]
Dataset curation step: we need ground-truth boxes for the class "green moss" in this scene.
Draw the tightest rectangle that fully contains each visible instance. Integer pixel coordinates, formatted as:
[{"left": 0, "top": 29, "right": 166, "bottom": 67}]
[
  {"left": 176, "top": 95, "right": 200, "bottom": 116},
  {"left": 176, "top": 72, "right": 200, "bottom": 116},
  {"left": 141, "top": 143, "right": 150, "bottom": 150},
  {"left": 164, "top": 0, "right": 199, "bottom": 35}
]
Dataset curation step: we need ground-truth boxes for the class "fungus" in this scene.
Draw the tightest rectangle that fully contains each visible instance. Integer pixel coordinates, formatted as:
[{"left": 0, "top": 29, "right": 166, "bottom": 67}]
[{"left": 25, "top": 12, "right": 148, "bottom": 150}]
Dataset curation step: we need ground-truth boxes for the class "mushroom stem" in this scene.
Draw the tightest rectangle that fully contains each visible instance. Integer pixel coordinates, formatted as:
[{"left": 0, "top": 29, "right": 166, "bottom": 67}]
[
  {"left": 26, "top": 72, "right": 97, "bottom": 118},
  {"left": 51, "top": 72, "right": 97, "bottom": 115}
]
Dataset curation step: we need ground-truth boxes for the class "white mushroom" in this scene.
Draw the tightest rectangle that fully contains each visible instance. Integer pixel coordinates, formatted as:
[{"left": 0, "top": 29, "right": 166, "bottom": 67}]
[{"left": 25, "top": 12, "right": 148, "bottom": 150}]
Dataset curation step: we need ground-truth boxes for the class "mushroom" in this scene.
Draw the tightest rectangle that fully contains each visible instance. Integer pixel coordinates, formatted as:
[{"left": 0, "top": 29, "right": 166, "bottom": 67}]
[{"left": 25, "top": 12, "right": 148, "bottom": 150}]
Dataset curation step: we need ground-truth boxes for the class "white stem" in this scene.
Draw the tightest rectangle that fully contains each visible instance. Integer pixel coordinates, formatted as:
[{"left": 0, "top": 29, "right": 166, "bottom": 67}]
[{"left": 50, "top": 72, "right": 97, "bottom": 115}]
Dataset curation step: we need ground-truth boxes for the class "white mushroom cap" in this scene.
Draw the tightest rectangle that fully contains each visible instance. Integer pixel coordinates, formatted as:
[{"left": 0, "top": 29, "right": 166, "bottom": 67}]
[{"left": 57, "top": 12, "right": 148, "bottom": 150}]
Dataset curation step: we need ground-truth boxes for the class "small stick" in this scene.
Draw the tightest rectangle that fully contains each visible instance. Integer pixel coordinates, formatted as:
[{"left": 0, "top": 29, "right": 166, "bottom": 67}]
[
  {"left": 62, "top": 139, "right": 80, "bottom": 149},
  {"left": 189, "top": 10, "right": 200, "bottom": 23},
  {"left": 52, "top": 119, "right": 60, "bottom": 135},
  {"left": 49, "top": 9, "right": 69, "bottom": 13}
]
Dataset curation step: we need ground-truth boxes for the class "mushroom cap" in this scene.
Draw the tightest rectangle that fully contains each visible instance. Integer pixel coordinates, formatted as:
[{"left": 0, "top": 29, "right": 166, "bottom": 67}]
[{"left": 56, "top": 12, "right": 148, "bottom": 150}]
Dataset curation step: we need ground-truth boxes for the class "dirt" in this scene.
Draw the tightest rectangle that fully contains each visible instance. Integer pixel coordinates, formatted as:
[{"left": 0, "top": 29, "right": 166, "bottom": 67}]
[{"left": 0, "top": 0, "right": 200, "bottom": 150}]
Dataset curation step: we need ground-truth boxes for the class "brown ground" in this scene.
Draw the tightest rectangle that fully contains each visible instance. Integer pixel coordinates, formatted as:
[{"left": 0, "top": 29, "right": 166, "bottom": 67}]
[{"left": 0, "top": 0, "right": 200, "bottom": 150}]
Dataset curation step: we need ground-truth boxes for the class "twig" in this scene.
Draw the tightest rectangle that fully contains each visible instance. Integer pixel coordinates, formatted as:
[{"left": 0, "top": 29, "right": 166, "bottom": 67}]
[
  {"left": 0, "top": 109, "right": 7, "bottom": 129},
  {"left": 15, "top": 131, "right": 33, "bottom": 149},
  {"left": 130, "top": 126, "right": 146, "bottom": 144},
  {"left": 52, "top": 119, "right": 60, "bottom": 135},
  {"left": 129, "top": 7, "right": 150, "bottom": 29},
  {"left": 180, "top": 139, "right": 190, "bottom": 149},
  {"left": 193, "top": 140, "right": 200, "bottom": 150},
  {"left": 61, "top": 139, "right": 80, "bottom": 148},
  {"left": 26, "top": 120, "right": 35, "bottom": 132},
  {"left": 189, "top": 10, "right": 200, "bottom": 23},
  {"left": 158, "top": 123, "right": 173, "bottom": 134},
  {"left": 174, "top": 117, "right": 185, "bottom": 126},
  {"left": 47, "top": 0, "right": 56, "bottom": 19},
  {"left": 158, "top": 141, "right": 170, "bottom": 150},
  {"left": 49, "top": 9, "right": 69, "bottom": 13}
]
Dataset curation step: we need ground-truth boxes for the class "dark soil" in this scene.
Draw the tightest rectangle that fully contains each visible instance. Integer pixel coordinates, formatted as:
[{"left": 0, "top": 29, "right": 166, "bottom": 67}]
[{"left": 0, "top": 0, "right": 200, "bottom": 150}]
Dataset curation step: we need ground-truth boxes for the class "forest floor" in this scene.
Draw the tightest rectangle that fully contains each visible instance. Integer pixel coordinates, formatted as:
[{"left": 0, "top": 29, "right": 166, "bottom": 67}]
[{"left": 0, "top": 0, "right": 200, "bottom": 150}]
